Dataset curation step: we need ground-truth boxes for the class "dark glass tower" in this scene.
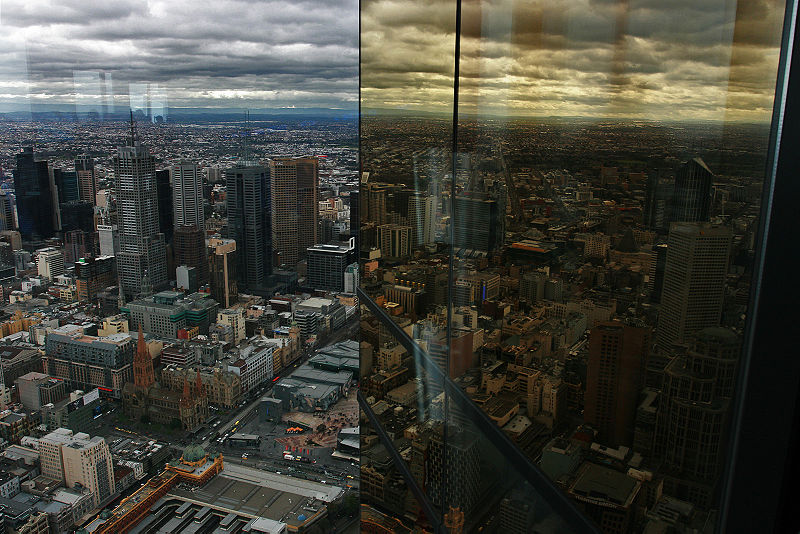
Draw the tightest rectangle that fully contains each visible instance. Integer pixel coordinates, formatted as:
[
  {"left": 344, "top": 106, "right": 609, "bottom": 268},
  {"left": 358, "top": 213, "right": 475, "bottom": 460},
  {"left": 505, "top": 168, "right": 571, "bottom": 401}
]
[
  {"left": 672, "top": 158, "right": 713, "bottom": 223},
  {"left": 13, "top": 147, "right": 57, "bottom": 240},
  {"left": 225, "top": 163, "right": 272, "bottom": 292}
]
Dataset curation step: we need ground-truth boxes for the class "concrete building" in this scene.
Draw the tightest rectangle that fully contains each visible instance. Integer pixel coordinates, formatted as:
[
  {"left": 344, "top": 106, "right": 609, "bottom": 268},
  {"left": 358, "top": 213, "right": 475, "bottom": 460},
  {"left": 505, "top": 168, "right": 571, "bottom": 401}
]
[
  {"left": 207, "top": 237, "right": 238, "bottom": 308},
  {"left": 654, "top": 328, "right": 739, "bottom": 509},
  {"left": 306, "top": 238, "right": 356, "bottom": 292},
  {"left": 229, "top": 338, "right": 274, "bottom": 393},
  {"left": 41, "top": 389, "right": 102, "bottom": 433},
  {"left": 36, "top": 248, "right": 65, "bottom": 281},
  {"left": 568, "top": 463, "right": 641, "bottom": 534},
  {"left": 172, "top": 161, "right": 205, "bottom": 231},
  {"left": 656, "top": 222, "right": 732, "bottom": 351},
  {"left": 43, "top": 327, "right": 134, "bottom": 398},
  {"left": 40, "top": 428, "right": 115, "bottom": 508},
  {"left": 378, "top": 224, "right": 411, "bottom": 259},
  {"left": 584, "top": 321, "right": 651, "bottom": 447},
  {"left": 123, "top": 291, "right": 218, "bottom": 338},
  {"left": 343, "top": 262, "right": 359, "bottom": 294},
  {"left": 15, "top": 372, "right": 67, "bottom": 411},
  {"left": 97, "top": 224, "right": 119, "bottom": 257},
  {"left": 269, "top": 157, "right": 318, "bottom": 268},
  {"left": 217, "top": 307, "right": 246, "bottom": 344},
  {"left": 114, "top": 119, "right": 167, "bottom": 298},
  {"left": 75, "top": 154, "right": 97, "bottom": 204}
]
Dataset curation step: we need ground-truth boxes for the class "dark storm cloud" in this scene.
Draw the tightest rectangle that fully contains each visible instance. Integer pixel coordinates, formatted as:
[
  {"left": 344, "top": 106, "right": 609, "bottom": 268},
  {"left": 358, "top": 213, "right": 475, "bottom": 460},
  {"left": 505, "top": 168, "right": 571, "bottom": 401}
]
[
  {"left": 0, "top": 0, "right": 358, "bottom": 110},
  {"left": 362, "top": 0, "right": 784, "bottom": 121}
]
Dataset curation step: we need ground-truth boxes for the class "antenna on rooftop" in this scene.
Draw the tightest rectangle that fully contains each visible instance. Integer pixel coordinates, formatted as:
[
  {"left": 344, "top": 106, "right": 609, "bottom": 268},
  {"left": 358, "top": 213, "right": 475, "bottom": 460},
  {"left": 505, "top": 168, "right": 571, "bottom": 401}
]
[{"left": 129, "top": 109, "right": 139, "bottom": 146}]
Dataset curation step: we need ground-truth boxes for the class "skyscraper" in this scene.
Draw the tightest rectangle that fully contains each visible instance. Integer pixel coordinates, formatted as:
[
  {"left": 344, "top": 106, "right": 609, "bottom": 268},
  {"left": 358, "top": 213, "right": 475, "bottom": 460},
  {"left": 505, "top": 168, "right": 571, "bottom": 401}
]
[
  {"left": 269, "top": 157, "right": 318, "bottom": 268},
  {"left": 349, "top": 189, "right": 359, "bottom": 247},
  {"left": 75, "top": 154, "right": 98, "bottom": 204},
  {"left": 653, "top": 327, "right": 739, "bottom": 508},
  {"left": 584, "top": 320, "right": 651, "bottom": 447},
  {"left": 172, "top": 161, "right": 205, "bottom": 231},
  {"left": 672, "top": 158, "right": 713, "bottom": 223},
  {"left": 408, "top": 192, "right": 437, "bottom": 246},
  {"left": 656, "top": 222, "right": 732, "bottom": 351},
  {"left": 173, "top": 224, "right": 208, "bottom": 286},
  {"left": 225, "top": 163, "right": 271, "bottom": 292},
  {"left": 452, "top": 195, "right": 504, "bottom": 253},
  {"left": 155, "top": 169, "right": 173, "bottom": 244},
  {"left": 208, "top": 237, "right": 238, "bottom": 308},
  {"left": 114, "top": 117, "right": 167, "bottom": 298},
  {"left": 53, "top": 168, "right": 80, "bottom": 204},
  {"left": 13, "top": 147, "right": 57, "bottom": 240}
]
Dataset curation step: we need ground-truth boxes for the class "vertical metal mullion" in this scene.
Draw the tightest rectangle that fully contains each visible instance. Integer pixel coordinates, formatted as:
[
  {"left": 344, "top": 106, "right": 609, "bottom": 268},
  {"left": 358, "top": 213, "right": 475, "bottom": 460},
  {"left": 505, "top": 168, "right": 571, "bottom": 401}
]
[
  {"left": 443, "top": 0, "right": 463, "bottom": 518},
  {"left": 357, "top": 390, "right": 447, "bottom": 533}
]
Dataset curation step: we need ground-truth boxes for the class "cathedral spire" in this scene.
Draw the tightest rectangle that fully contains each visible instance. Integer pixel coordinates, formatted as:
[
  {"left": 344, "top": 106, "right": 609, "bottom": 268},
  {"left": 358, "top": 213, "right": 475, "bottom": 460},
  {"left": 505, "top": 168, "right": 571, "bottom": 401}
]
[
  {"left": 181, "top": 378, "right": 192, "bottom": 406},
  {"left": 195, "top": 370, "right": 205, "bottom": 398},
  {"left": 133, "top": 326, "right": 155, "bottom": 389}
]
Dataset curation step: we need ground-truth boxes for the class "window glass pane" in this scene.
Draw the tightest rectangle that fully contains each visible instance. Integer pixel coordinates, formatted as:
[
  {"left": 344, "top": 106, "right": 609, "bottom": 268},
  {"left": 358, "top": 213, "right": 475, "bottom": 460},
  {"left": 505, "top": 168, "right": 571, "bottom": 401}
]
[
  {"left": 454, "top": 0, "right": 784, "bottom": 530},
  {"left": 363, "top": 0, "right": 786, "bottom": 531}
]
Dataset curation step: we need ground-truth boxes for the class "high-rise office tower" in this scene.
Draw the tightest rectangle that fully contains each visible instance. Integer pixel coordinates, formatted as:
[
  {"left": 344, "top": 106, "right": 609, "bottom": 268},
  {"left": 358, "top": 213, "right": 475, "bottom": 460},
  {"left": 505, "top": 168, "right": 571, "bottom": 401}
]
[
  {"left": 584, "top": 320, "right": 651, "bottom": 447},
  {"left": 0, "top": 193, "right": 13, "bottom": 232},
  {"left": 420, "top": 423, "right": 481, "bottom": 514},
  {"left": 349, "top": 189, "right": 359, "bottom": 246},
  {"left": 53, "top": 169, "right": 80, "bottom": 204},
  {"left": 269, "top": 157, "right": 318, "bottom": 268},
  {"left": 672, "top": 158, "right": 713, "bottom": 223},
  {"left": 173, "top": 224, "right": 208, "bottom": 286},
  {"left": 307, "top": 239, "right": 356, "bottom": 292},
  {"left": 653, "top": 327, "right": 739, "bottom": 508},
  {"left": 75, "top": 154, "right": 98, "bottom": 204},
  {"left": 64, "top": 229, "right": 95, "bottom": 265},
  {"left": 114, "top": 117, "right": 167, "bottom": 298},
  {"left": 225, "top": 163, "right": 271, "bottom": 292},
  {"left": 13, "top": 147, "right": 57, "bottom": 239},
  {"left": 59, "top": 201, "right": 94, "bottom": 233},
  {"left": 208, "top": 237, "right": 237, "bottom": 308},
  {"left": 155, "top": 169, "right": 173, "bottom": 244},
  {"left": 656, "top": 222, "right": 732, "bottom": 351},
  {"left": 172, "top": 161, "right": 205, "bottom": 231},
  {"left": 452, "top": 195, "right": 504, "bottom": 253}
]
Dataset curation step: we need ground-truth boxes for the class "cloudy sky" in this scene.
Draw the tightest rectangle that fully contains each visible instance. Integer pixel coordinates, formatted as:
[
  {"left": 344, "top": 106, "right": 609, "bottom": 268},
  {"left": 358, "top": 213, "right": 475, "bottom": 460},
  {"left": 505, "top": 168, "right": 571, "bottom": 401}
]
[
  {"left": 362, "top": 0, "right": 785, "bottom": 122},
  {"left": 0, "top": 0, "right": 358, "bottom": 113}
]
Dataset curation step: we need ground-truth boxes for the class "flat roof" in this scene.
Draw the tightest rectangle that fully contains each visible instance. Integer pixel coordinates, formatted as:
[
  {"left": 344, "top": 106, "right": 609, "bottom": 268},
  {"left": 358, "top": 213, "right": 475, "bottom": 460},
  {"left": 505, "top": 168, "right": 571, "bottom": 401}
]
[{"left": 569, "top": 463, "right": 640, "bottom": 508}]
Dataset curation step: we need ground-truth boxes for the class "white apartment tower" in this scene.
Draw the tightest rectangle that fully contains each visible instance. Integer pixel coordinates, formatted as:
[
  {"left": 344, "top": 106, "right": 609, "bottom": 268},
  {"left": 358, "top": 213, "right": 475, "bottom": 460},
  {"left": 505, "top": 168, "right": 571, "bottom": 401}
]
[
  {"left": 36, "top": 247, "right": 65, "bottom": 281},
  {"left": 172, "top": 161, "right": 205, "bottom": 231}
]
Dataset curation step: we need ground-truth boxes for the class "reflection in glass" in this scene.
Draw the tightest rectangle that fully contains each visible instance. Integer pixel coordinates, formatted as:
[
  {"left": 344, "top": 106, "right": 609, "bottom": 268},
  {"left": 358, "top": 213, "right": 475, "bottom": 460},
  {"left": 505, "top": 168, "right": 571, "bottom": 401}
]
[{"left": 361, "top": 0, "right": 785, "bottom": 531}]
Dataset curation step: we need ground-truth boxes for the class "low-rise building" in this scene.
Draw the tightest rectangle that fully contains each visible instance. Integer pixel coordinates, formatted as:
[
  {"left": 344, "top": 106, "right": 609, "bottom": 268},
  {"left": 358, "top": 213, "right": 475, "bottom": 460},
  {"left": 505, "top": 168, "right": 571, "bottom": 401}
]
[{"left": 123, "top": 291, "right": 218, "bottom": 338}]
